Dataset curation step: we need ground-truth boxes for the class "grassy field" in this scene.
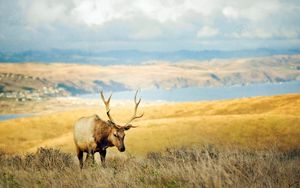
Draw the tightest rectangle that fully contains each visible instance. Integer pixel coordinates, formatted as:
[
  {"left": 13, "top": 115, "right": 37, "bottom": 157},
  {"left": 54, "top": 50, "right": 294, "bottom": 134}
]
[
  {"left": 0, "top": 94, "right": 300, "bottom": 187},
  {"left": 1, "top": 147, "right": 299, "bottom": 188},
  {"left": 0, "top": 94, "right": 299, "bottom": 155}
]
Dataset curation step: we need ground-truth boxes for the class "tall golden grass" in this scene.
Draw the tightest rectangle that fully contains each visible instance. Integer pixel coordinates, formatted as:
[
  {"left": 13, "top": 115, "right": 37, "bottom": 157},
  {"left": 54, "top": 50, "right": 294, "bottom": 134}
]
[
  {"left": 0, "top": 147, "right": 299, "bottom": 187},
  {"left": 0, "top": 94, "right": 300, "bottom": 187},
  {"left": 0, "top": 94, "right": 299, "bottom": 155}
]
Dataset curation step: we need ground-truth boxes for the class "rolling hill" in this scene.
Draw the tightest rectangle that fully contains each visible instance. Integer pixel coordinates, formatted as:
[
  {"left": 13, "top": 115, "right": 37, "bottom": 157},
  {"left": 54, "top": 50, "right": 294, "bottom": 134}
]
[
  {"left": 0, "top": 54, "right": 299, "bottom": 96},
  {"left": 0, "top": 94, "right": 299, "bottom": 155},
  {"left": 1, "top": 49, "right": 300, "bottom": 64}
]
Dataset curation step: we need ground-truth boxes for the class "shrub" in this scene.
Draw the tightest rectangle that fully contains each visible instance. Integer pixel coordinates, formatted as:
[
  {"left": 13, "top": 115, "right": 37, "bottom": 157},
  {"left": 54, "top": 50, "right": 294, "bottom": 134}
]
[{"left": 0, "top": 146, "right": 299, "bottom": 188}]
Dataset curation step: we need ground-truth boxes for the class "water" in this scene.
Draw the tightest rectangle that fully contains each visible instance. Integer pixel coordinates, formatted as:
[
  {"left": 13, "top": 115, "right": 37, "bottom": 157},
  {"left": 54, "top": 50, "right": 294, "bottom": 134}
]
[
  {"left": 80, "top": 81, "right": 300, "bottom": 102},
  {"left": 0, "top": 114, "right": 31, "bottom": 121},
  {"left": 1, "top": 81, "right": 299, "bottom": 121}
]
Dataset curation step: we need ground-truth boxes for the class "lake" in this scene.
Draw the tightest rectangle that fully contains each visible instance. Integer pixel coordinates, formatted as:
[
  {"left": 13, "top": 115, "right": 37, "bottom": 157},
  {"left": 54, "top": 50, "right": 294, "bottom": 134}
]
[
  {"left": 80, "top": 81, "right": 300, "bottom": 102},
  {"left": 1, "top": 81, "right": 299, "bottom": 121},
  {"left": 0, "top": 114, "right": 31, "bottom": 121}
]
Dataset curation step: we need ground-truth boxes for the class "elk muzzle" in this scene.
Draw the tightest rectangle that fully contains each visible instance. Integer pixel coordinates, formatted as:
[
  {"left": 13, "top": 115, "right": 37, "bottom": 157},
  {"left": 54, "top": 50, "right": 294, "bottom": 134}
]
[{"left": 118, "top": 145, "right": 125, "bottom": 152}]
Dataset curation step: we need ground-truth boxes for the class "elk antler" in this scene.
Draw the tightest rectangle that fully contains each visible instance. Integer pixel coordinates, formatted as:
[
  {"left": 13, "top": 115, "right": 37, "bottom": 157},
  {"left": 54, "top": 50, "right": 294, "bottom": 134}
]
[
  {"left": 100, "top": 90, "right": 115, "bottom": 123},
  {"left": 124, "top": 89, "right": 144, "bottom": 126}
]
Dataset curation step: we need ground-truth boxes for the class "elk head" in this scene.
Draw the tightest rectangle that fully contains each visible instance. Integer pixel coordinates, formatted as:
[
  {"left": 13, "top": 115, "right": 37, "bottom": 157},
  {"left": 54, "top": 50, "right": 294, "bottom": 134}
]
[{"left": 100, "top": 90, "right": 144, "bottom": 152}]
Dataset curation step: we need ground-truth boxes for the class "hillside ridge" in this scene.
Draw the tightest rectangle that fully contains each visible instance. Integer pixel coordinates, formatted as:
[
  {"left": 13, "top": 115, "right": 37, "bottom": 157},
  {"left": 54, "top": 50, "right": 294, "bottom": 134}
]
[
  {"left": 0, "top": 93, "right": 299, "bottom": 154},
  {"left": 0, "top": 54, "right": 299, "bottom": 98}
]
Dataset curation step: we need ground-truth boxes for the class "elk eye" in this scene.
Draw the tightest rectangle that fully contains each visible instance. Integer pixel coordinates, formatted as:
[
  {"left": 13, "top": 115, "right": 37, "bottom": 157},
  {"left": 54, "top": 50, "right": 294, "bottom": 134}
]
[{"left": 113, "top": 133, "right": 118, "bottom": 137}]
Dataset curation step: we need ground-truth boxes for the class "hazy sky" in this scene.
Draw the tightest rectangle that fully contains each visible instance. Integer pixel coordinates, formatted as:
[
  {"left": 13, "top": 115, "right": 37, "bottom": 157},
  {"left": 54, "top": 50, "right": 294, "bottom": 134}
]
[{"left": 0, "top": 0, "right": 300, "bottom": 52}]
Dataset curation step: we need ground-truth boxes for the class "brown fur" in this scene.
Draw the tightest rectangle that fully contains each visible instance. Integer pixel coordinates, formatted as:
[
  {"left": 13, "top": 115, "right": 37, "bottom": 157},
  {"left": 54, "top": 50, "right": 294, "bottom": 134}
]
[
  {"left": 74, "top": 90, "right": 143, "bottom": 168},
  {"left": 74, "top": 115, "right": 131, "bottom": 168}
]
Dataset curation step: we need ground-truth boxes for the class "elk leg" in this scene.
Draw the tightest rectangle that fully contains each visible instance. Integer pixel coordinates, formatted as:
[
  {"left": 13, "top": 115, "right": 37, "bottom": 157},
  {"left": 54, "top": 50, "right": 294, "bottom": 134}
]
[
  {"left": 100, "top": 150, "right": 107, "bottom": 167},
  {"left": 85, "top": 153, "right": 90, "bottom": 162},
  {"left": 77, "top": 148, "right": 83, "bottom": 169},
  {"left": 85, "top": 150, "right": 95, "bottom": 165},
  {"left": 91, "top": 152, "right": 95, "bottom": 164}
]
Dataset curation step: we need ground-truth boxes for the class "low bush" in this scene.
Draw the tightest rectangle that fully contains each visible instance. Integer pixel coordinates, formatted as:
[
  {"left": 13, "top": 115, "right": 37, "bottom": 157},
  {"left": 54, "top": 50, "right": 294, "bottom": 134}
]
[{"left": 0, "top": 146, "right": 299, "bottom": 188}]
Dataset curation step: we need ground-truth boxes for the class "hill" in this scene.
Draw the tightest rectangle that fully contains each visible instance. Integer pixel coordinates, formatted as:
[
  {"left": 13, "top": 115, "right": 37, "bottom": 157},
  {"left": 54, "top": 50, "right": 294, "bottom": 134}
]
[
  {"left": 1, "top": 49, "right": 300, "bottom": 64},
  {"left": 0, "top": 94, "right": 299, "bottom": 155},
  {"left": 0, "top": 54, "right": 299, "bottom": 97}
]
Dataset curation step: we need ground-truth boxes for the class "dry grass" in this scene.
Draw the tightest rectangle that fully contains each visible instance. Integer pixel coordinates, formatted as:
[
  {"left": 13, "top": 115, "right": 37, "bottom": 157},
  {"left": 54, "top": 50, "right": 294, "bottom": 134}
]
[
  {"left": 0, "top": 54, "right": 299, "bottom": 90},
  {"left": 0, "top": 94, "right": 300, "bottom": 187},
  {"left": 0, "top": 147, "right": 299, "bottom": 188},
  {"left": 0, "top": 94, "right": 300, "bottom": 154}
]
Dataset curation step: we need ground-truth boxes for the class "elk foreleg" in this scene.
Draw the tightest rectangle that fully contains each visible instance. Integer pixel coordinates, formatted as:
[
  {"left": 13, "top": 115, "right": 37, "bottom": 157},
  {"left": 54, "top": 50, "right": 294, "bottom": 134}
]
[
  {"left": 85, "top": 149, "right": 95, "bottom": 167},
  {"left": 100, "top": 150, "right": 107, "bottom": 167}
]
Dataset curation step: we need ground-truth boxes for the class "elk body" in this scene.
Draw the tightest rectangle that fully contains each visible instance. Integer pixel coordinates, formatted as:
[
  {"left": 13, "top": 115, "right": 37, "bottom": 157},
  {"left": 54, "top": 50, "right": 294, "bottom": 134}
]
[{"left": 73, "top": 90, "right": 143, "bottom": 168}]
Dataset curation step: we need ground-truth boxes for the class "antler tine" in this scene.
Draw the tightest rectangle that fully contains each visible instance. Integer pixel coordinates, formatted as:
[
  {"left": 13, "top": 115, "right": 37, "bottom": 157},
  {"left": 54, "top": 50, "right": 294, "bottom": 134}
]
[
  {"left": 100, "top": 90, "right": 115, "bottom": 123},
  {"left": 124, "top": 89, "right": 144, "bottom": 126},
  {"left": 134, "top": 90, "right": 142, "bottom": 106}
]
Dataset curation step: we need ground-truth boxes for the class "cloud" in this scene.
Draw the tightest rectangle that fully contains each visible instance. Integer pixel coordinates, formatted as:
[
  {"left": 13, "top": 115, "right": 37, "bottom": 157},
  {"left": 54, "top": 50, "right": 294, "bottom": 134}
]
[
  {"left": 222, "top": 6, "right": 239, "bottom": 19},
  {"left": 131, "top": 26, "right": 163, "bottom": 40},
  {"left": 197, "top": 26, "right": 219, "bottom": 38},
  {"left": 232, "top": 28, "right": 300, "bottom": 39},
  {"left": 71, "top": 0, "right": 134, "bottom": 26},
  {"left": 19, "top": 0, "right": 74, "bottom": 25},
  {"left": 0, "top": 0, "right": 299, "bottom": 51}
]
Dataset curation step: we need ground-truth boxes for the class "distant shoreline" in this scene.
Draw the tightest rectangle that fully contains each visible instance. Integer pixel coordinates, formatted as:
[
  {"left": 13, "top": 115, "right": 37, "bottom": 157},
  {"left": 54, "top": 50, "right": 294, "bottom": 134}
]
[
  {"left": 0, "top": 114, "right": 32, "bottom": 121},
  {"left": 1, "top": 49, "right": 300, "bottom": 65},
  {"left": 79, "top": 80, "right": 300, "bottom": 102}
]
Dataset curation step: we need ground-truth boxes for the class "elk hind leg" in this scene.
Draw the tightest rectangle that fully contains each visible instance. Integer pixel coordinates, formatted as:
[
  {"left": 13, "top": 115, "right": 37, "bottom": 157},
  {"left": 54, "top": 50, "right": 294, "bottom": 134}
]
[{"left": 76, "top": 148, "right": 83, "bottom": 169}]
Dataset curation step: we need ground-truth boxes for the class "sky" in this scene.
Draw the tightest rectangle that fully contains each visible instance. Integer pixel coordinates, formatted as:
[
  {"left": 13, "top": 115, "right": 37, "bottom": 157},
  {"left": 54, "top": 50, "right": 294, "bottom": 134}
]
[{"left": 0, "top": 0, "right": 300, "bottom": 52}]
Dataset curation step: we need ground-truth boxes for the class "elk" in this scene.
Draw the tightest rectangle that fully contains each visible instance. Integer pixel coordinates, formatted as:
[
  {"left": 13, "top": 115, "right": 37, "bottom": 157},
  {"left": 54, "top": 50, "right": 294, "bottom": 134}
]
[{"left": 73, "top": 90, "right": 143, "bottom": 168}]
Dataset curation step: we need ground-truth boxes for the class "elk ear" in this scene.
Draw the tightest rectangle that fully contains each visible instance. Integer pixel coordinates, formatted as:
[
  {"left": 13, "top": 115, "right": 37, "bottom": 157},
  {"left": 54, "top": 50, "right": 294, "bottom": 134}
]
[
  {"left": 107, "top": 120, "right": 115, "bottom": 126},
  {"left": 124, "top": 124, "right": 137, "bottom": 130}
]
